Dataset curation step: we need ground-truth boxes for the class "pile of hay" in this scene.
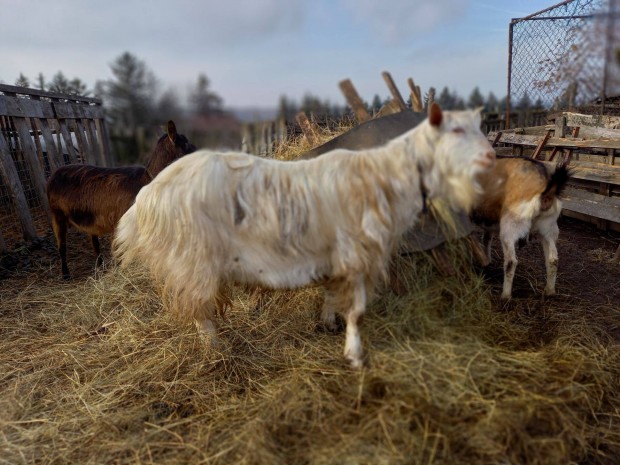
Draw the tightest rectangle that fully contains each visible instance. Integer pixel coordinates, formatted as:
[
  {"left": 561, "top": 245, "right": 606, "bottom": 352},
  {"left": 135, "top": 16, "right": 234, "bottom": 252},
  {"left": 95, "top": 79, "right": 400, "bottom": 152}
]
[
  {"left": 1, "top": 129, "right": 619, "bottom": 464},
  {"left": 1, "top": 247, "right": 619, "bottom": 464}
]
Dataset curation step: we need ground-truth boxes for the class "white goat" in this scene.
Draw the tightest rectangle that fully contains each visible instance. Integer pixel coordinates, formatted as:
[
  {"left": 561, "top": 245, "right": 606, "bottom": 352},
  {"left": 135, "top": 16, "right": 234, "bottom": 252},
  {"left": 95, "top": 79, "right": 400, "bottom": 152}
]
[
  {"left": 113, "top": 104, "right": 496, "bottom": 368},
  {"left": 472, "top": 156, "right": 571, "bottom": 299}
]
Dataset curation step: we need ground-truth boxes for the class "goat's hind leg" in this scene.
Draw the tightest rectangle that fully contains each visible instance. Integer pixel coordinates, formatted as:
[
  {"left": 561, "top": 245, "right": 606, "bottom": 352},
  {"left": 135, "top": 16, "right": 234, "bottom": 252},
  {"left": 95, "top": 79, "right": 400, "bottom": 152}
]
[
  {"left": 537, "top": 218, "right": 559, "bottom": 296},
  {"left": 51, "top": 212, "right": 70, "bottom": 280},
  {"left": 499, "top": 220, "right": 522, "bottom": 300}
]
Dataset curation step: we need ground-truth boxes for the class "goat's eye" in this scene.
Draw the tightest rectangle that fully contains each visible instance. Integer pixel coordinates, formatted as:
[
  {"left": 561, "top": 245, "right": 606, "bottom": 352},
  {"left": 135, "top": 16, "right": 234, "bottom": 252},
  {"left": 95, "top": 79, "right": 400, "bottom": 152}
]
[{"left": 452, "top": 127, "right": 465, "bottom": 134}]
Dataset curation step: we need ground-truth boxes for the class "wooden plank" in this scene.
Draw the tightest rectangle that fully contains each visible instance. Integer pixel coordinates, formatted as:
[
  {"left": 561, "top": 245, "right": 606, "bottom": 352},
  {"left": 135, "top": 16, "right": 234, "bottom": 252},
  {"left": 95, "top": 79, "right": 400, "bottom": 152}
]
[
  {"left": 561, "top": 187, "right": 620, "bottom": 223},
  {"left": 295, "top": 112, "right": 318, "bottom": 146},
  {"left": 94, "top": 118, "right": 113, "bottom": 166},
  {"left": 56, "top": 119, "right": 78, "bottom": 164},
  {"left": 13, "top": 117, "right": 51, "bottom": 223},
  {"left": 560, "top": 112, "right": 620, "bottom": 129},
  {"left": 53, "top": 101, "right": 104, "bottom": 120},
  {"left": 0, "top": 95, "right": 55, "bottom": 119},
  {"left": 70, "top": 119, "right": 94, "bottom": 164},
  {"left": 407, "top": 78, "right": 423, "bottom": 112},
  {"left": 0, "top": 83, "right": 102, "bottom": 105},
  {"left": 37, "top": 118, "right": 63, "bottom": 172},
  {"left": 0, "top": 129, "right": 38, "bottom": 241},
  {"left": 83, "top": 119, "right": 104, "bottom": 165},
  {"left": 338, "top": 79, "right": 370, "bottom": 123},
  {"left": 569, "top": 164, "right": 620, "bottom": 186},
  {"left": 555, "top": 115, "right": 566, "bottom": 138},
  {"left": 28, "top": 118, "right": 48, "bottom": 177},
  {"left": 381, "top": 71, "right": 408, "bottom": 111},
  {"left": 496, "top": 132, "right": 620, "bottom": 150}
]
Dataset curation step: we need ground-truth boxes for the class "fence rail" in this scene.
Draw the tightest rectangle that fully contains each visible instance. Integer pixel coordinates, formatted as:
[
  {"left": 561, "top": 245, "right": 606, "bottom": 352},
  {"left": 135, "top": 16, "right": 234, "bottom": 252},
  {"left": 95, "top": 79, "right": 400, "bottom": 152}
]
[{"left": 0, "top": 84, "right": 113, "bottom": 252}]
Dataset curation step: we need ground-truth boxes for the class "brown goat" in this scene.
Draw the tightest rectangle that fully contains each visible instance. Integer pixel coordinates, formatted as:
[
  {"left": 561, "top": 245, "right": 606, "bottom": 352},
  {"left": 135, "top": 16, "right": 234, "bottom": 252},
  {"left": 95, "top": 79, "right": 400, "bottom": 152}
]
[
  {"left": 47, "top": 121, "right": 196, "bottom": 279},
  {"left": 472, "top": 156, "right": 571, "bottom": 299}
]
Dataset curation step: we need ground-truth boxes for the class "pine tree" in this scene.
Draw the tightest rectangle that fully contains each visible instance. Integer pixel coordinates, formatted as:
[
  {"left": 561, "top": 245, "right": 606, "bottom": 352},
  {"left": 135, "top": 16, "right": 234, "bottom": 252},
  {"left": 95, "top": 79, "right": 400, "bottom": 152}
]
[
  {"left": 97, "top": 52, "right": 158, "bottom": 128},
  {"left": 14, "top": 73, "right": 30, "bottom": 88},
  {"left": 467, "top": 86, "right": 485, "bottom": 109},
  {"left": 190, "top": 73, "right": 223, "bottom": 117}
]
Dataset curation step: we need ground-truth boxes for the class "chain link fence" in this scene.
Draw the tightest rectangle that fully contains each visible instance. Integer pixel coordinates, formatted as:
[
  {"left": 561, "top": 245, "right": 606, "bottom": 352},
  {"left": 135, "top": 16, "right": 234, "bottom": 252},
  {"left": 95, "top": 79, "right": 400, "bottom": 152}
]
[{"left": 508, "top": 0, "right": 619, "bottom": 123}]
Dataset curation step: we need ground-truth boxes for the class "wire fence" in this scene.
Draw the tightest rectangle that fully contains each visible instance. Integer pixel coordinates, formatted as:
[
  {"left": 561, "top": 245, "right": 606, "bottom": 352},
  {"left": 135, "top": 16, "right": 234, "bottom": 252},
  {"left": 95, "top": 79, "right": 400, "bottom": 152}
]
[{"left": 508, "top": 0, "right": 619, "bottom": 123}]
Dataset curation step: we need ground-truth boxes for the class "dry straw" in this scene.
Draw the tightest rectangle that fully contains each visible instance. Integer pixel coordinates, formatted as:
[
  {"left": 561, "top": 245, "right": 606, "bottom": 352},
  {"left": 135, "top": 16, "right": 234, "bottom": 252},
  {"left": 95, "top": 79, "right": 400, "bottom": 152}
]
[{"left": 1, "top": 128, "right": 619, "bottom": 465}]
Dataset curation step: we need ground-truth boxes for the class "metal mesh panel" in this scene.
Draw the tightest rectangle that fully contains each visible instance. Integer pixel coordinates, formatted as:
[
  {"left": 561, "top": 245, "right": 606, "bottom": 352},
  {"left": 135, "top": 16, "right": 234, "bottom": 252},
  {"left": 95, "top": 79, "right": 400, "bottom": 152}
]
[{"left": 509, "top": 0, "right": 619, "bottom": 115}]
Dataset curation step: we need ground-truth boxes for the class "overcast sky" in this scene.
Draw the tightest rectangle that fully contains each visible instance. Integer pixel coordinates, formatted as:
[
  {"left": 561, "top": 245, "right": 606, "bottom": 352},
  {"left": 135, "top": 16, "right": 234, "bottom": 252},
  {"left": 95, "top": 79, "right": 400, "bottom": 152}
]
[{"left": 2, "top": 0, "right": 555, "bottom": 109}]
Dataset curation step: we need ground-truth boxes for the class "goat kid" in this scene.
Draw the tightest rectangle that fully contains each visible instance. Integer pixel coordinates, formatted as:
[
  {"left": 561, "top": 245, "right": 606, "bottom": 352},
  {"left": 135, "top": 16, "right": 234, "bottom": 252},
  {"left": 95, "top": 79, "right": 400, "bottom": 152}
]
[
  {"left": 47, "top": 121, "right": 196, "bottom": 279},
  {"left": 113, "top": 104, "right": 496, "bottom": 368},
  {"left": 472, "top": 156, "right": 571, "bottom": 299}
]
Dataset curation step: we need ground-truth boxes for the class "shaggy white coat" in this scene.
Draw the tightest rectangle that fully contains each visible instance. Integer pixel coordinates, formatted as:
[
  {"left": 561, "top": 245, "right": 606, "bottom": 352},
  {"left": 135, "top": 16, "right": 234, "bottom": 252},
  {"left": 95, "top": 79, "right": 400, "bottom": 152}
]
[{"left": 113, "top": 105, "right": 496, "bottom": 368}]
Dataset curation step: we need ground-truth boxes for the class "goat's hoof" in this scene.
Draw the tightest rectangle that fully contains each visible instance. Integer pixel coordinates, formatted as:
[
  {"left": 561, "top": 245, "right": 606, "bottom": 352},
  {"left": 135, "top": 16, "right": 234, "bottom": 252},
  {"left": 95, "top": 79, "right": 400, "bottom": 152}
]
[
  {"left": 62, "top": 274, "right": 72, "bottom": 281},
  {"left": 543, "top": 288, "right": 556, "bottom": 297}
]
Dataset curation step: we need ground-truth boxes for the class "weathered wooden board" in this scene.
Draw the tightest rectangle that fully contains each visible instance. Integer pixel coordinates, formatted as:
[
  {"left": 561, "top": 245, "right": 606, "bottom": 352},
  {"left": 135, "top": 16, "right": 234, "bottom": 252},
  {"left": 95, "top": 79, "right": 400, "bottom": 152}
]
[
  {"left": 489, "top": 131, "right": 620, "bottom": 150},
  {"left": 569, "top": 162, "right": 620, "bottom": 186},
  {"left": 0, "top": 131, "right": 38, "bottom": 240},
  {"left": 562, "top": 187, "right": 620, "bottom": 223},
  {"left": 0, "top": 96, "right": 55, "bottom": 119}
]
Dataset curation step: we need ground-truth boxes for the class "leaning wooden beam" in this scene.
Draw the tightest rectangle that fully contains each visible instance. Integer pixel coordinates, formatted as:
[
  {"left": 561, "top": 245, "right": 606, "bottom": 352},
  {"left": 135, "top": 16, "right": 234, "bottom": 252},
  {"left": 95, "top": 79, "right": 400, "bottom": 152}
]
[
  {"left": 338, "top": 79, "right": 370, "bottom": 123},
  {"left": 530, "top": 129, "right": 552, "bottom": 159},
  {"left": 407, "top": 78, "right": 423, "bottom": 112},
  {"left": 382, "top": 71, "right": 408, "bottom": 111},
  {"left": 0, "top": 131, "right": 38, "bottom": 241},
  {"left": 295, "top": 112, "right": 318, "bottom": 147},
  {"left": 13, "top": 117, "right": 51, "bottom": 224}
]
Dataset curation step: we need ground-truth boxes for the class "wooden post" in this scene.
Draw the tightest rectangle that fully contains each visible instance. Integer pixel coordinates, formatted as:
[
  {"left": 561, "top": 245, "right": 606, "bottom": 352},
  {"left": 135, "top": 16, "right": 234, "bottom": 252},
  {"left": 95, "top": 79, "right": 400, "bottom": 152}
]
[
  {"left": 407, "top": 78, "right": 423, "bottom": 112},
  {"left": 338, "top": 79, "right": 370, "bottom": 123},
  {"left": 0, "top": 131, "right": 38, "bottom": 241},
  {"left": 295, "top": 112, "right": 318, "bottom": 146},
  {"left": 57, "top": 120, "right": 78, "bottom": 163},
  {"left": 381, "top": 71, "right": 408, "bottom": 111}
]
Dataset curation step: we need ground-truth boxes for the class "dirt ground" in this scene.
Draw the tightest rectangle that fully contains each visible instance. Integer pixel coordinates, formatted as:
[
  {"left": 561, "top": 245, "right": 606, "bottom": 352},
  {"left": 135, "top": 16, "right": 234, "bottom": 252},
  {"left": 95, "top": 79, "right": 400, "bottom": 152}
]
[{"left": 1, "top": 216, "right": 619, "bottom": 315}]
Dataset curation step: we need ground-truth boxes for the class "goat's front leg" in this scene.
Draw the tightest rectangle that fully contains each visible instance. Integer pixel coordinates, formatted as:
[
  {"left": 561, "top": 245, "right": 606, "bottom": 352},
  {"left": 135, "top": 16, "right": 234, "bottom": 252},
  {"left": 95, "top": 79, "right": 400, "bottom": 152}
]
[{"left": 343, "top": 275, "right": 367, "bottom": 368}]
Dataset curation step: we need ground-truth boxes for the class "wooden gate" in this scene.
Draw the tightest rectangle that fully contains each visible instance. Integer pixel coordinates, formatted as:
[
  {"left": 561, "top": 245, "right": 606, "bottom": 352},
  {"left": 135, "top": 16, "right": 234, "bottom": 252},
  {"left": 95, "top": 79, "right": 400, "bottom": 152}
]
[{"left": 0, "top": 84, "right": 113, "bottom": 252}]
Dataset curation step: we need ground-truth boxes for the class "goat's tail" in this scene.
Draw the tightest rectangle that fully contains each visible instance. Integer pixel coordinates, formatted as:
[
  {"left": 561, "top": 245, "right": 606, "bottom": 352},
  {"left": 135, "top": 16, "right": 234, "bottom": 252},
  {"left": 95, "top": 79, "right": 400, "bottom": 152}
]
[{"left": 540, "top": 165, "right": 572, "bottom": 211}]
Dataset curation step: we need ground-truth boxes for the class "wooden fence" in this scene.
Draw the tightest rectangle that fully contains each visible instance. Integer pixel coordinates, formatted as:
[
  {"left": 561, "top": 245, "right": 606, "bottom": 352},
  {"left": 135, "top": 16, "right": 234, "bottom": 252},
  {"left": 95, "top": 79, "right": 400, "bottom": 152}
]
[{"left": 0, "top": 84, "right": 113, "bottom": 252}]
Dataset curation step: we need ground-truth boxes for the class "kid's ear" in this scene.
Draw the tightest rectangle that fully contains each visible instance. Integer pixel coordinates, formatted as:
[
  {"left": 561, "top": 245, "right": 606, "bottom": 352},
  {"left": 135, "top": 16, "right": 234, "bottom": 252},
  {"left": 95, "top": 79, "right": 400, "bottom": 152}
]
[{"left": 429, "top": 102, "right": 442, "bottom": 127}]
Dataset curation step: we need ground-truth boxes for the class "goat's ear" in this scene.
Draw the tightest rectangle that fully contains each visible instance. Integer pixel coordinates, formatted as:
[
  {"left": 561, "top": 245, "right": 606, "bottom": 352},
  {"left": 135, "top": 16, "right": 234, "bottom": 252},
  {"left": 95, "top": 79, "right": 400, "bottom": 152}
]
[
  {"left": 429, "top": 102, "right": 442, "bottom": 127},
  {"left": 167, "top": 120, "right": 177, "bottom": 143}
]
